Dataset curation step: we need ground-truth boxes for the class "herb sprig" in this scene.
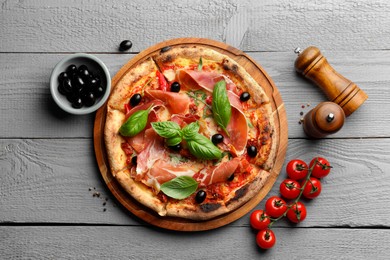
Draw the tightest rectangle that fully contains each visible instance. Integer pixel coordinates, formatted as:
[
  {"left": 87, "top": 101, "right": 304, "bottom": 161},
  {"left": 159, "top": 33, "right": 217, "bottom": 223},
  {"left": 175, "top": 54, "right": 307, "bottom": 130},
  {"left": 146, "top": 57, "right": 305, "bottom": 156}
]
[{"left": 151, "top": 121, "right": 222, "bottom": 160}]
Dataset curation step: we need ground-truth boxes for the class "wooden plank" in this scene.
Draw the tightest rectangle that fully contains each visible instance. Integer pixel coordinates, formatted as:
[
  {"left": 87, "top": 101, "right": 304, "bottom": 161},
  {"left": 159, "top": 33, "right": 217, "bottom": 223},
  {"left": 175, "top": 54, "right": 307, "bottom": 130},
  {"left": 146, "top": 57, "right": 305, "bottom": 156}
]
[
  {"left": 1, "top": 0, "right": 390, "bottom": 52},
  {"left": 1, "top": 138, "right": 389, "bottom": 227},
  {"left": 0, "top": 51, "right": 388, "bottom": 138},
  {"left": 1, "top": 226, "right": 389, "bottom": 259}
]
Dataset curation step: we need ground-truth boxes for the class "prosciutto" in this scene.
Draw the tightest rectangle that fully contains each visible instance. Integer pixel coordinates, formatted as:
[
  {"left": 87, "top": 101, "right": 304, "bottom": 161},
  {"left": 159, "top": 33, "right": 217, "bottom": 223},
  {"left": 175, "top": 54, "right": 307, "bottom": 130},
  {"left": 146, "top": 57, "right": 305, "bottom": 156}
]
[
  {"left": 145, "top": 89, "right": 190, "bottom": 115},
  {"left": 135, "top": 129, "right": 167, "bottom": 177},
  {"left": 177, "top": 70, "right": 237, "bottom": 93},
  {"left": 148, "top": 160, "right": 197, "bottom": 184},
  {"left": 125, "top": 70, "right": 251, "bottom": 192},
  {"left": 125, "top": 100, "right": 164, "bottom": 153},
  {"left": 177, "top": 69, "right": 248, "bottom": 155},
  {"left": 194, "top": 157, "right": 241, "bottom": 186}
]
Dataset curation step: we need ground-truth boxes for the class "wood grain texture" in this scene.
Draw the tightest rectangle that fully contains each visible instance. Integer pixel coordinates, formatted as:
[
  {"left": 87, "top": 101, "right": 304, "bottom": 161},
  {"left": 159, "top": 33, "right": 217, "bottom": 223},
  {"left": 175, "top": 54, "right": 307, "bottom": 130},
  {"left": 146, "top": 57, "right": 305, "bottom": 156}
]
[
  {"left": 1, "top": 226, "right": 389, "bottom": 259},
  {"left": 1, "top": 0, "right": 390, "bottom": 52},
  {"left": 1, "top": 138, "right": 389, "bottom": 227},
  {"left": 0, "top": 50, "right": 389, "bottom": 138}
]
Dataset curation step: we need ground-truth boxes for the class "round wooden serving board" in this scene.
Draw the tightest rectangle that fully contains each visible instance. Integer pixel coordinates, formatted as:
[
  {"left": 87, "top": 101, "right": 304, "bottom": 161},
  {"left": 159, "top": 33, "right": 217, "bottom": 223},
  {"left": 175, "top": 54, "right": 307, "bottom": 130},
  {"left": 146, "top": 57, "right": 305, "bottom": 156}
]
[{"left": 94, "top": 38, "right": 288, "bottom": 231}]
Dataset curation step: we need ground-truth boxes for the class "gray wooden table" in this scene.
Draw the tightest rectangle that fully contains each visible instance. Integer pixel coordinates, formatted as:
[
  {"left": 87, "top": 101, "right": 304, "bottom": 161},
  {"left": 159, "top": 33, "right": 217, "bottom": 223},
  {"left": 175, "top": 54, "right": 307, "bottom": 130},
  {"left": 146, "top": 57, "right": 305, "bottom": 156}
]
[{"left": 1, "top": 0, "right": 390, "bottom": 259}]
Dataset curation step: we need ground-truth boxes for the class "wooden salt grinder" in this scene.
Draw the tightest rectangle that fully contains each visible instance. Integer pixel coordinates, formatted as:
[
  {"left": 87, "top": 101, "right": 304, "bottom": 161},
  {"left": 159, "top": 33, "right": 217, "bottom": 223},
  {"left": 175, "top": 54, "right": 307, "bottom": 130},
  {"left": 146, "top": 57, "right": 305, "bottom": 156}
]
[
  {"left": 303, "top": 101, "right": 345, "bottom": 138},
  {"left": 294, "top": 46, "right": 368, "bottom": 117}
]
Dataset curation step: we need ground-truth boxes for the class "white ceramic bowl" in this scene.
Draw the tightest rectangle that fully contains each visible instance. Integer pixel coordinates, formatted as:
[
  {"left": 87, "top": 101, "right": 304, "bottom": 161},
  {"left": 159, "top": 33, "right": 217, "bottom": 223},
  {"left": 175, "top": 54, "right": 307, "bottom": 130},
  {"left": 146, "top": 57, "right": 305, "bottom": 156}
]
[{"left": 50, "top": 53, "right": 111, "bottom": 115}]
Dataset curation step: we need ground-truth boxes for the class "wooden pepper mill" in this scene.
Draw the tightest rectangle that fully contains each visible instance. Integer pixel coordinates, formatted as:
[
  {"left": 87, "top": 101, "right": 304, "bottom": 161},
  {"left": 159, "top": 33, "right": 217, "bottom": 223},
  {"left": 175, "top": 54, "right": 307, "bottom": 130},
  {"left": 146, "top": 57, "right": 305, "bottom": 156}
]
[
  {"left": 294, "top": 46, "right": 368, "bottom": 117},
  {"left": 303, "top": 101, "right": 345, "bottom": 138}
]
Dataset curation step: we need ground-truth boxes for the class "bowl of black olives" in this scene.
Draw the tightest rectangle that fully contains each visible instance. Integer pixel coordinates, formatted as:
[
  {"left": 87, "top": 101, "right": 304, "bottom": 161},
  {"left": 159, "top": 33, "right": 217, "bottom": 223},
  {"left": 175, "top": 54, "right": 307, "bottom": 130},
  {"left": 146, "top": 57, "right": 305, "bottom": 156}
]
[{"left": 50, "top": 53, "right": 111, "bottom": 115}]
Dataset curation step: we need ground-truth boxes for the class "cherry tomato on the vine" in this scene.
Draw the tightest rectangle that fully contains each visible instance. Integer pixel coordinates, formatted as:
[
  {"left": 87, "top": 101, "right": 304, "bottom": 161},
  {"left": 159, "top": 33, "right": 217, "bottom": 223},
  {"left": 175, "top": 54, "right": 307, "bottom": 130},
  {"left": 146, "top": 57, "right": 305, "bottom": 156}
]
[
  {"left": 256, "top": 229, "right": 276, "bottom": 249},
  {"left": 286, "top": 159, "right": 308, "bottom": 180},
  {"left": 302, "top": 177, "right": 322, "bottom": 199},
  {"left": 250, "top": 210, "right": 271, "bottom": 230},
  {"left": 286, "top": 202, "right": 307, "bottom": 223},
  {"left": 265, "top": 196, "right": 287, "bottom": 218},
  {"left": 279, "top": 179, "right": 301, "bottom": 200},
  {"left": 310, "top": 157, "right": 332, "bottom": 178}
]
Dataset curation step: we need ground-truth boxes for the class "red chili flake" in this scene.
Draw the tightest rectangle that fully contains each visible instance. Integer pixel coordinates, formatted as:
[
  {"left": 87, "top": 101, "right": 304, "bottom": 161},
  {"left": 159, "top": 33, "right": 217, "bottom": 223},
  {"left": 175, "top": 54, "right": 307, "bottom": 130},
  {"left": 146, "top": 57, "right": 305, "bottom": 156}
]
[{"left": 301, "top": 105, "right": 305, "bottom": 109}]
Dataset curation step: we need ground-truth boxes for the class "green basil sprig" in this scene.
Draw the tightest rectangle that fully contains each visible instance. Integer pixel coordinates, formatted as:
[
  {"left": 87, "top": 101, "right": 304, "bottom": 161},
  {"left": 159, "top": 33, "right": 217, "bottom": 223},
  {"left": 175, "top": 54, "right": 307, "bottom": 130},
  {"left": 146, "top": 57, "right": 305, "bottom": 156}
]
[
  {"left": 151, "top": 121, "right": 222, "bottom": 160},
  {"left": 187, "top": 134, "right": 222, "bottom": 160},
  {"left": 151, "top": 121, "right": 182, "bottom": 139},
  {"left": 197, "top": 57, "right": 203, "bottom": 71},
  {"left": 160, "top": 176, "right": 198, "bottom": 200},
  {"left": 119, "top": 106, "right": 152, "bottom": 137},
  {"left": 182, "top": 121, "right": 200, "bottom": 139},
  {"left": 212, "top": 80, "right": 231, "bottom": 136}
]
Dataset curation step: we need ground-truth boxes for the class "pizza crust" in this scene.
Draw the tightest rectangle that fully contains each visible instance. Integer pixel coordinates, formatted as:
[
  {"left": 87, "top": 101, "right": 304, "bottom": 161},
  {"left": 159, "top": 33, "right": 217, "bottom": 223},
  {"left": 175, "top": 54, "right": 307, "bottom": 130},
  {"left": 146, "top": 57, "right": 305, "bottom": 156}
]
[
  {"left": 165, "top": 169, "right": 270, "bottom": 220},
  {"left": 107, "top": 57, "right": 158, "bottom": 111},
  {"left": 104, "top": 44, "right": 278, "bottom": 221},
  {"left": 104, "top": 109, "right": 127, "bottom": 176},
  {"left": 116, "top": 169, "right": 167, "bottom": 216}
]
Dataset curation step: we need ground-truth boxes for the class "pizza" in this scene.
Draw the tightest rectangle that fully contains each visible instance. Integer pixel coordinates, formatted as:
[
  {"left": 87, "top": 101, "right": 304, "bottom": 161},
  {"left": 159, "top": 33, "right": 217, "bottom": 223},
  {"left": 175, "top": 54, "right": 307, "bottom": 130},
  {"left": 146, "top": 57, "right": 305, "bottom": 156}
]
[{"left": 104, "top": 44, "right": 277, "bottom": 220}]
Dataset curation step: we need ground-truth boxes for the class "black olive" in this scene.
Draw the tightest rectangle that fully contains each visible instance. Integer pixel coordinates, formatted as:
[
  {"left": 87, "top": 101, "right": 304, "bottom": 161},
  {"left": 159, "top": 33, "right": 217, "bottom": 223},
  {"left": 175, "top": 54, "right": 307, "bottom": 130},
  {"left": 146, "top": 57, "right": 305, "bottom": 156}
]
[
  {"left": 170, "top": 82, "right": 180, "bottom": 92},
  {"left": 62, "top": 78, "right": 73, "bottom": 93},
  {"left": 131, "top": 156, "right": 137, "bottom": 166},
  {"left": 66, "top": 64, "right": 77, "bottom": 74},
  {"left": 168, "top": 143, "right": 182, "bottom": 151},
  {"left": 58, "top": 84, "right": 67, "bottom": 95},
  {"left": 247, "top": 145, "right": 258, "bottom": 157},
  {"left": 119, "top": 40, "right": 133, "bottom": 51},
  {"left": 94, "top": 76, "right": 101, "bottom": 85},
  {"left": 82, "top": 92, "right": 96, "bottom": 107},
  {"left": 240, "top": 92, "right": 250, "bottom": 102},
  {"left": 66, "top": 92, "right": 77, "bottom": 103},
  {"left": 195, "top": 190, "right": 206, "bottom": 204},
  {"left": 72, "top": 97, "right": 83, "bottom": 109},
  {"left": 72, "top": 76, "right": 86, "bottom": 92},
  {"left": 78, "top": 65, "right": 90, "bottom": 79},
  {"left": 90, "top": 78, "right": 99, "bottom": 89},
  {"left": 160, "top": 46, "right": 171, "bottom": 53},
  {"left": 130, "top": 93, "right": 142, "bottom": 107},
  {"left": 211, "top": 134, "right": 224, "bottom": 145},
  {"left": 227, "top": 174, "right": 235, "bottom": 181},
  {"left": 58, "top": 72, "right": 68, "bottom": 83},
  {"left": 95, "top": 85, "right": 105, "bottom": 98}
]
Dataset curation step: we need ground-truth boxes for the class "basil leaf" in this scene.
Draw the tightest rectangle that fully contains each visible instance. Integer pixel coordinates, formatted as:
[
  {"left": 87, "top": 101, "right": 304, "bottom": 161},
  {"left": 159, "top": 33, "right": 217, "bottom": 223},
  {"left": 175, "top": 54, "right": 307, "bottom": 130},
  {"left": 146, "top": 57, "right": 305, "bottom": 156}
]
[
  {"left": 187, "top": 133, "right": 222, "bottom": 160},
  {"left": 182, "top": 121, "right": 200, "bottom": 140},
  {"left": 119, "top": 108, "right": 151, "bottom": 137},
  {"left": 212, "top": 80, "right": 231, "bottom": 136},
  {"left": 166, "top": 136, "right": 182, "bottom": 146},
  {"left": 151, "top": 121, "right": 182, "bottom": 138},
  {"left": 160, "top": 176, "right": 198, "bottom": 200},
  {"left": 197, "top": 57, "right": 203, "bottom": 71}
]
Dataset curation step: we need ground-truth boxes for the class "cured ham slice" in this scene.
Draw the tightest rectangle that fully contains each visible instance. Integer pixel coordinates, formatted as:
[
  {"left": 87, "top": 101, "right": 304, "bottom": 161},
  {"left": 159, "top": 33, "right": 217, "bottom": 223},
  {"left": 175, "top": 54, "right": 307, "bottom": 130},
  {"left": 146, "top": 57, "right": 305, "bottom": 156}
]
[
  {"left": 178, "top": 69, "right": 248, "bottom": 155},
  {"left": 170, "top": 114, "right": 200, "bottom": 128},
  {"left": 135, "top": 129, "right": 167, "bottom": 177},
  {"left": 145, "top": 89, "right": 190, "bottom": 115},
  {"left": 125, "top": 100, "right": 164, "bottom": 119},
  {"left": 194, "top": 157, "right": 241, "bottom": 186},
  {"left": 177, "top": 70, "right": 237, "bottom": 93},
  {"left": 125, "top": 101, "right": 164, "bottom": 153},
  {"left": 148, "top": 160, "right": 197, "bottom": 185}
]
